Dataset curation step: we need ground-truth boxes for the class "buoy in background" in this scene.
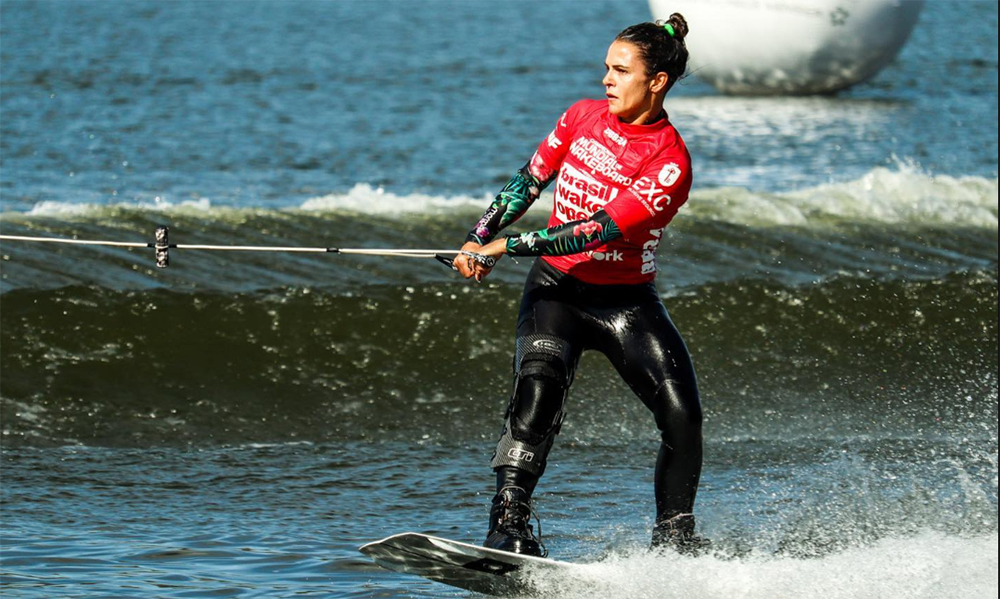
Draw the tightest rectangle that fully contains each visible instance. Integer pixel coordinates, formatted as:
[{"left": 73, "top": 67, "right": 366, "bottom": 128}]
[{"left": 651, "top": 0, "right": 924, "bottom": 95}]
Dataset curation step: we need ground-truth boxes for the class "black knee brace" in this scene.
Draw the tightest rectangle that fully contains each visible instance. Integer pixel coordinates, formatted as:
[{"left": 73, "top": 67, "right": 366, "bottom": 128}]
[{"left": 490, "top": 334, "right": 575, "bottom": 476}]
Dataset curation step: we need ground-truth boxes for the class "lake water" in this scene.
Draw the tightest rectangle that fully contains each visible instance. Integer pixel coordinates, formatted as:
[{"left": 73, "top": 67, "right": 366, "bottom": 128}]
[{"left": 1, "top": 1, "right": 997, "bottom": 597}]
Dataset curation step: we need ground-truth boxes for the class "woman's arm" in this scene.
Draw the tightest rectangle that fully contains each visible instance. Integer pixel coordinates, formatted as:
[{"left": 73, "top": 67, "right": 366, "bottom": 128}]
[
  {"left": 457, "top": 102, "right": 584, "bottom": 279},
  {"left": 465, "top": 161, "right": 556, "bottom": 245},
  {"left": 470, "top": 210, "right": 622, "bottom": 263},
  {"left": 504, "top": 210, "right": 621, "bottom": 256}
]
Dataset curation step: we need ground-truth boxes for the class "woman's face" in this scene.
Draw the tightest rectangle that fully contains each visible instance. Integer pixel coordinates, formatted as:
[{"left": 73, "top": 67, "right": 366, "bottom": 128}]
[{"left": 603, "top": 40, "right": 662, "bottom": 124}]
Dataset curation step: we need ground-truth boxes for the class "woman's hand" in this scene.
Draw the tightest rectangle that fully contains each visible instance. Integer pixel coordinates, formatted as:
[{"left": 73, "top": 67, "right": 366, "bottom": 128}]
[
  {"left": 453, "top": 239, "right": 507, "bottom": 282},
  {"left": 453, "top": 241, "right": 485, "bottom": 280}
]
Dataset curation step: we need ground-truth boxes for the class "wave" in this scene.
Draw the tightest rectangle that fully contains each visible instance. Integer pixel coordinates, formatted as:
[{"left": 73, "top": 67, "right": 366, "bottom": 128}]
[
  {"left": 691, "top": 163, "right": 998, "bottom": 229},
  {"left": 6, "top": 165, "right": 997, "bottom": 229},
  {"left": 25, "top": 197, "right": 216, "bottom": 217},
  {"left": 2, "top": 166, "right": 997, "bottom": 293},
  {"left": 1, "top": 270, "right": 995, "bottom": 447}
]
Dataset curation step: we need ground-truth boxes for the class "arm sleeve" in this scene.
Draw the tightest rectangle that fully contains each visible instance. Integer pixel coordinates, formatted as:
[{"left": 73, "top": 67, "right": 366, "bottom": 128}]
[
  {"left": 504, "top": 210, "right": 622, "bottom": 257},
  {"left": 464, "top": 103, "right": 584, "bottom": 244},
  {"left": 465, "top": 161, "right": 554, "bottom": 245}
]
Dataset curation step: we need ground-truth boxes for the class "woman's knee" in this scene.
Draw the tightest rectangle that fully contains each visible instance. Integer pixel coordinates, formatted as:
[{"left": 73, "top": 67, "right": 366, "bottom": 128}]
[{"left": 651, "top": 380, "right": 702, "bottom": 439}]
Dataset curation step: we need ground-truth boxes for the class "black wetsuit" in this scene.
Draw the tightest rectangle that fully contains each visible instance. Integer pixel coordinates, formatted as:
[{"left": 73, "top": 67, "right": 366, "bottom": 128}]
[
  {"left": 494, "top": 258, "right": 702, "bottom": 523},
  {"left": 471, "top": 100, "right": 702, "bottom": 535}
]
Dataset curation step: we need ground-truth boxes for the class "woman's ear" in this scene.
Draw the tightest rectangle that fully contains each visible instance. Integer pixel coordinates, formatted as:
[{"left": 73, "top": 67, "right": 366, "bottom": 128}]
[{"left": 649, "top": 71, "right": 670, "bottom": 94}]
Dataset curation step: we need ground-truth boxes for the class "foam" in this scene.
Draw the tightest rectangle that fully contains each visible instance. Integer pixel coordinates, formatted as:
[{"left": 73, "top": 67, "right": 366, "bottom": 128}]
[
  {"left": 298, "top": 183, "right": 492, "bottom": 214},
  {"left": 688, "top": 163, "right": 998, "bottom": 229},
  {"left": 4, "top": 167, "right": 997, "bottom": 230},
  {"left": 298, "top": 168, "right": 998, "bottom": 230},
  {"left": 24, "top": 197, "right": 215, "bottom": 217},
  {"left": 526, "top": 532, "right": 998, "bottom": 599}
]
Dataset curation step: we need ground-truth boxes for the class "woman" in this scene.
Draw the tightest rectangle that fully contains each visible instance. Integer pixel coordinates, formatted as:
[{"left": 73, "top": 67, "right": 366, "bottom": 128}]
[{"left": 454, "top": 14, "right": 703, "bottom": 556}]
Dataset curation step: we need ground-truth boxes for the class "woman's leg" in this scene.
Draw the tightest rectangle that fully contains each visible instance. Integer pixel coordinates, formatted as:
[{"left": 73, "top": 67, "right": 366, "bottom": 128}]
[
  {"left": 600, "top": 300, "right": 703, "bottom": 538},
  {"left": 485, "top": 261, "right": 584, "bottom": 554}
]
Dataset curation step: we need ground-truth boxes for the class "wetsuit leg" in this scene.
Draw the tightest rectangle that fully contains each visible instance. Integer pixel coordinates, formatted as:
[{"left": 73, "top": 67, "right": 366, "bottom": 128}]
[
  {"left": 599, "top": 300, "right": 702, "bottom": 522},
  {"left": 490, "top": 261, "right": 584, "bottom": 495}
]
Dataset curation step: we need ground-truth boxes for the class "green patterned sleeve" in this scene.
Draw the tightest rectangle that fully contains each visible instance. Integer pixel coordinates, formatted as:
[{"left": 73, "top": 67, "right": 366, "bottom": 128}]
[
  {"left": 504, "top": 210, "right": 622, "bottom": 257},
  {"left": 465, "top": 161, "right": 555, "bottom": 245}
]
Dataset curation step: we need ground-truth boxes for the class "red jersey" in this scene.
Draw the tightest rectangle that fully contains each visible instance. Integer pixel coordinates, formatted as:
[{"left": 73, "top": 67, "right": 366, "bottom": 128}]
[{"left": 528, "top": 99, "right": 692, "bottom": 285}]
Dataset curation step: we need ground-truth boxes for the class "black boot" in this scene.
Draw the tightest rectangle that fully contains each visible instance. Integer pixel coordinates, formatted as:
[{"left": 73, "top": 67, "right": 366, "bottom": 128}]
[
  {"left": 651, "top": 513, "right": 710, "bottom": 555},
  {"left": 484, "top": 486, "right": 544, "bottom": 557}
]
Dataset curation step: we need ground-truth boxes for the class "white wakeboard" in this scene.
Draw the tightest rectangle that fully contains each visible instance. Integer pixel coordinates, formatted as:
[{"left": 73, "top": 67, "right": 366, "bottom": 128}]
[{"left": 360, "top": 532, "right": 578, "bottom": 595}]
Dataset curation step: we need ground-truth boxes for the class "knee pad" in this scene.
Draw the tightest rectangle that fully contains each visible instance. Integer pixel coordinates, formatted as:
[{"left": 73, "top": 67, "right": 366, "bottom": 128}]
[
  {"left": 513, "top": 334, "right": 576, "bottom": 380},
  {"left": 491, "top": 335, "right": 574, "bottom": 476}
]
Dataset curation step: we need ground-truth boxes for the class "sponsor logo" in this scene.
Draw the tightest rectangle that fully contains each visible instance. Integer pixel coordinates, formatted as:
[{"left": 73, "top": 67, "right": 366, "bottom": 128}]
[
  {"left": 658, "top": 162, "right": 682, "bottom": 187},
  {"left": 604, "top": 127, "right": 626, "bottom": 147},
  {"left": 641, "top": 227, "right": 664, "bottom": 274},
  {"left": 508, "top": 448, "right": 535, "bottom": 462},
  {"left": 629, "top": 176, "right": 672, "bottom": 215},
  {"left": 473, "top": 205, "right": 499, "bottom": 239},
  {"left": 546, "top": 131, "right": 563, "bottom": 149},
  {"left": 533, "top": 339, "right": 562, "bottom": 353},
  {"left": 588, "top": 249, "right": 624, "bottom": 262},
  {"left": 554, "top": 164, "right": 619, "bottom": 222},
  {"left": 568, "top": 138, "right": 632, "bottom": 186}
]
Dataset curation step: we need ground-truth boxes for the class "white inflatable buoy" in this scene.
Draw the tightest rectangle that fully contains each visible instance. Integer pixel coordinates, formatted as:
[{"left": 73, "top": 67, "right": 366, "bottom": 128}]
[{"left": 650, "top": 0, "right": 924, "bottom": 95}]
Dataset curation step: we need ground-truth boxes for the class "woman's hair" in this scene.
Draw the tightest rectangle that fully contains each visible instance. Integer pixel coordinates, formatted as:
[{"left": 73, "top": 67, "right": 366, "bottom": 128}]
[{"left": 615, "top": 13, "right": 689, "bottom": 92}]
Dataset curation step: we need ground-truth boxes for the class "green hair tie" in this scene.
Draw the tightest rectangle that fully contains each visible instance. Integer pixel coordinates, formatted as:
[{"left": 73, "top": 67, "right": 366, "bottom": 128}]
[{"left": 664, "top": 23, "right": 675, "bottom": 37}]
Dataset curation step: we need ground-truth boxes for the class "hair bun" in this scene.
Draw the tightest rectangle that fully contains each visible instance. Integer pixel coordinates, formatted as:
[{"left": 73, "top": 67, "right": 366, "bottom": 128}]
[{"left": 666, "top": 13, "right": 688, "bottom": 41}]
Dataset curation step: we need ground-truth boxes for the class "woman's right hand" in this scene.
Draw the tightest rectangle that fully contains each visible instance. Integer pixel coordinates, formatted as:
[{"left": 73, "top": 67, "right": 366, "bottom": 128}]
[{"left": 453, "top": 241, "right": 494, "bottom": 281}]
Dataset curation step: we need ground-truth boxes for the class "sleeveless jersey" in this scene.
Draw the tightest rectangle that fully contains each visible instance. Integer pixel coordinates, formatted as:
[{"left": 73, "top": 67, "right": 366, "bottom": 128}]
[{"left": 528, "top": 99, "right": 692, "bottom": 285}]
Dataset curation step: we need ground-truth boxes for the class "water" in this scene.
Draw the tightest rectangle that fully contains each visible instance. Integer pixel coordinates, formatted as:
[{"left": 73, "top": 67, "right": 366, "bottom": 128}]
[{"left": 1, "top": 0, "right": 997, "bottom": 597}]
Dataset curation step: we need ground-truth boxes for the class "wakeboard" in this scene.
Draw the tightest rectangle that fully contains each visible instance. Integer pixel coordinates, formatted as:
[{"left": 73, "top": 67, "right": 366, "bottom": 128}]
[{"left": 360, "top": 532, "right": 578, "bottom": 595}]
